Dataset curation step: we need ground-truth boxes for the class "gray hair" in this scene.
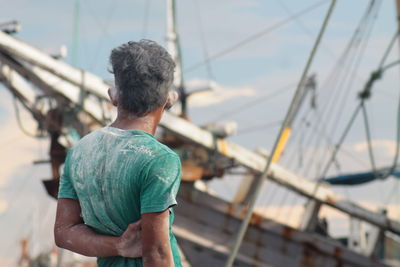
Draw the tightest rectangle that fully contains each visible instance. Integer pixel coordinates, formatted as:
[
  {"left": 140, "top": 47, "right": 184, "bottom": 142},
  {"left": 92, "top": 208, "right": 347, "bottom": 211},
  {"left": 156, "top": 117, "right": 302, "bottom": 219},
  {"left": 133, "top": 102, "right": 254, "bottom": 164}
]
[{"left": 109, "top": 40, "right": 175, "bottom": 116}]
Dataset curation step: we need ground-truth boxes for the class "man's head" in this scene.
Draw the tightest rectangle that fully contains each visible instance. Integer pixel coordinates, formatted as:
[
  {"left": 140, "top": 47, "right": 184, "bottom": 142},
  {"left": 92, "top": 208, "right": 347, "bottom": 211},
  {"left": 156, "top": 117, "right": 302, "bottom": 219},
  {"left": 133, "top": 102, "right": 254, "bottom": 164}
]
[{"left": 109, "top": 40, "right": 176, "bottom": 117}]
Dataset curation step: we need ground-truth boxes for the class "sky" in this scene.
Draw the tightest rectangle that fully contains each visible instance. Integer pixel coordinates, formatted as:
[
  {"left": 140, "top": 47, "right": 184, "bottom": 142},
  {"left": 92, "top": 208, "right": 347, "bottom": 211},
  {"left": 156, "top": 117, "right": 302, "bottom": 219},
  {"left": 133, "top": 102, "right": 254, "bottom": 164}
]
[{"left": 1, "top": 0, "right": 400, "bottom": 264}]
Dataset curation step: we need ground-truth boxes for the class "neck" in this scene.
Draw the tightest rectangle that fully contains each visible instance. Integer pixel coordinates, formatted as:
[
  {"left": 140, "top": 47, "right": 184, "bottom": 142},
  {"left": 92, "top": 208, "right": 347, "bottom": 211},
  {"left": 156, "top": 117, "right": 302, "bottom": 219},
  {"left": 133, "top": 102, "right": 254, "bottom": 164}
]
[{"left": 110, "top": 108, "right": 163, "bottom": 135}]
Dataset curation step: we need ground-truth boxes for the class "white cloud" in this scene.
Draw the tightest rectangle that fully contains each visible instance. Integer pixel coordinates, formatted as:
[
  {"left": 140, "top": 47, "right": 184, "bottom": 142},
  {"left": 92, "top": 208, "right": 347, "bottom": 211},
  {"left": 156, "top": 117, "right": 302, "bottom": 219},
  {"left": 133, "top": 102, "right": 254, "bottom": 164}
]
[
  {"left": 187, "top": 79, "right": 256, "bottom": 107},
  {"left": 0, "top": 200, "right": 7, "bottom": 214},
  {"left": 353, "top": 139, "right": 397, "bottom": 158}
]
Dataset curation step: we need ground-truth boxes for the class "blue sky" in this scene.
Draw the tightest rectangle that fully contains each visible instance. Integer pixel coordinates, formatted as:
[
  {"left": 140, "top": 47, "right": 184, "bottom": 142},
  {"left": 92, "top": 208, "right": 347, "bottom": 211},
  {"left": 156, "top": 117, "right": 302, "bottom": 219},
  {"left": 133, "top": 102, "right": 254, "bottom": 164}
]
[{"left": 1, "top": 0, "right": 400, "bottom": 262}]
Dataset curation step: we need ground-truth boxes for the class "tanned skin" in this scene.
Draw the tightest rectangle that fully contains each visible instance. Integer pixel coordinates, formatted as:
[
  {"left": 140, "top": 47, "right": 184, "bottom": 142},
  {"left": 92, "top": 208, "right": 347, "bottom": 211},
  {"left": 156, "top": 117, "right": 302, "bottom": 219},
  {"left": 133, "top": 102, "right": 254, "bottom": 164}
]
[
  {"left": 109, "top": 89, "right": 174, "bottom": 267},
  {"left": 54, "top": 199, "right": 142, "bottom": 257},
  {"left": 55, "top": 88, "right": 174, "bottom": 266}
]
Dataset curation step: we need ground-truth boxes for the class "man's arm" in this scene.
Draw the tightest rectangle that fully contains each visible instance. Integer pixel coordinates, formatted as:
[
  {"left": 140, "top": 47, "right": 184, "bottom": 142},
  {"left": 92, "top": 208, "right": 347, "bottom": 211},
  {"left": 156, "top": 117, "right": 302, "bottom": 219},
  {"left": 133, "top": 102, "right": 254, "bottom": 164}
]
[
  {"left": 54, "top": 198, "right": 142, "bottom": 258},
  {"left": 141, "top": 210, "right": 173, "bottom": 267}
]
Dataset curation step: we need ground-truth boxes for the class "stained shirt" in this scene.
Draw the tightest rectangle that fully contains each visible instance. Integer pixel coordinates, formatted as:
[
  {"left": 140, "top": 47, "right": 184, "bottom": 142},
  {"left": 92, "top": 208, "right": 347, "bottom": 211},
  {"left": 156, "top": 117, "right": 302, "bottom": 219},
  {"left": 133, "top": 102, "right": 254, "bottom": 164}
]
[{"left": 58, "top": 126, "right": 182, "bottom": 267}]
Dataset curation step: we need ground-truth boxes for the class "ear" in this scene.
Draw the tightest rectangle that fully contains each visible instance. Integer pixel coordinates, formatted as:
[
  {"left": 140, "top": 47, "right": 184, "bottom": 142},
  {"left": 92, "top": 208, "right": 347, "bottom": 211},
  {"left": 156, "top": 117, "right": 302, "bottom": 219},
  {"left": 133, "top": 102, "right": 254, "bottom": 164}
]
[
  {"left": 164, "top": 91, "right": 179, "bottom": 110},
  {"left": 108, "top": 88, "right": 118, "bottom": 106}
]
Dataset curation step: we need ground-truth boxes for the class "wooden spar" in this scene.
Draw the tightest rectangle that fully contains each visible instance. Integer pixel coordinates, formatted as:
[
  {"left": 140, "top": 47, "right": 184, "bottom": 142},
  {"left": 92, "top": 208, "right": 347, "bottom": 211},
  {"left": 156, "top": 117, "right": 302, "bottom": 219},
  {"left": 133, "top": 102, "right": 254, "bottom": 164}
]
[
  {"left": 395, "top": 1, "right": 400, "bottom": 67},
  {"left": 163, "top": 98, "right": 400, "bottom": 236},
  {"left": 0, "top": 30, "right": 110, "bottom": 101},
  {"left": 1, "top": 29, "right": 400, "bottom": 235},
  {"left": 166, "top": 0, "right": 187, "bottom": 116},
  {"left": 226, "top": 1, "right": 337, "bottom": 265},
  {"left": 396, "top": 0, "right": 400, "bottom": 45},
  {"left": 166, "top": 0, "right": 184, "bottom": 90},
  {"left": 0, "top": 63, "right": 36, "bottom": 105},
  {"left": 0, "top": 52, "right": 108, "bottom": 124}
]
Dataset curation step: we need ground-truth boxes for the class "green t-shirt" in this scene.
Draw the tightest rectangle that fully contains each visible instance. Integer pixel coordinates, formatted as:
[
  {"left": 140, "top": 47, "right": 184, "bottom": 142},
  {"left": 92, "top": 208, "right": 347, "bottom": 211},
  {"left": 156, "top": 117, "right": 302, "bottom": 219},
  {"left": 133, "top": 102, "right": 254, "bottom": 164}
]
[{"left": 58, "top": 126, "right": 182, "bottom": 267}]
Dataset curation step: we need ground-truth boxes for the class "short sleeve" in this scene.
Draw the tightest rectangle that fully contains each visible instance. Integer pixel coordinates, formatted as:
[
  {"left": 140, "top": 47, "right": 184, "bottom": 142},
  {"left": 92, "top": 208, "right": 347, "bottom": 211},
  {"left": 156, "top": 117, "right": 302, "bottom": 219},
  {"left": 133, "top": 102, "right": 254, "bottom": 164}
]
[
  {"left": 58, "top": 150, "right": 78, "bottom": 200},
  {"left": 140, "top": 153, "right": 181, "bottom": 214}
]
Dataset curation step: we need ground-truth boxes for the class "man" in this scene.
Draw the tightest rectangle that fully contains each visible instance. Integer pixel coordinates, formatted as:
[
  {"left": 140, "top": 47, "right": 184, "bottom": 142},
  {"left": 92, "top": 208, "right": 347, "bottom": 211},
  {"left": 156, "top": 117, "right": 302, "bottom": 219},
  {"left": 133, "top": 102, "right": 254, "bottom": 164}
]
[{"left": 54, "top": 40, "right": 182, "bottom": 266}]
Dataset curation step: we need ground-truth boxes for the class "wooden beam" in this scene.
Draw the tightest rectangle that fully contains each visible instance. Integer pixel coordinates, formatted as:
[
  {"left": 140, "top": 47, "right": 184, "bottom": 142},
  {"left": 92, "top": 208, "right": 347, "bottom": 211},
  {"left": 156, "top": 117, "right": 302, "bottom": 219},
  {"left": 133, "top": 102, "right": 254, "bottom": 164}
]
[
  {"left": 0, "top": 63, "right": 36, "bottom": 105},
  {"left": 395, "top": 0, "right": 400, "bottom": 32},
  {"left": 161, "top": 112, "right": 400, "bottom": 235},
  {"left": 0, "top": 53, "right": 109, "bottom": 124},
  {"left": 0, "top": 30, "right": 110, "bottom": 101},
  {"left": 1, "top": 31, "right": 400, "bottom": 235}
]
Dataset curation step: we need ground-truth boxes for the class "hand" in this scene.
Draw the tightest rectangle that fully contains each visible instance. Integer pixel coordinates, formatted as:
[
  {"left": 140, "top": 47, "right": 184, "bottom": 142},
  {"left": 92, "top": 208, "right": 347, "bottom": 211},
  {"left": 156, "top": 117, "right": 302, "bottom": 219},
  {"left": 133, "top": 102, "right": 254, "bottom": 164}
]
[{"left": 116, "top": 221, "right": 142, "bottom": 258}]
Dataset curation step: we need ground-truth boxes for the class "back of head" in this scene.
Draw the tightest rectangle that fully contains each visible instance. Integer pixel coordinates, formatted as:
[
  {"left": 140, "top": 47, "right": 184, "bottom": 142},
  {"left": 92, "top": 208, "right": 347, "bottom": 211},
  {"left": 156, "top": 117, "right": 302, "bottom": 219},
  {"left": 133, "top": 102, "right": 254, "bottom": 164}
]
[{"left": 109, "top": 40, "right": 175, "bottom": 117}]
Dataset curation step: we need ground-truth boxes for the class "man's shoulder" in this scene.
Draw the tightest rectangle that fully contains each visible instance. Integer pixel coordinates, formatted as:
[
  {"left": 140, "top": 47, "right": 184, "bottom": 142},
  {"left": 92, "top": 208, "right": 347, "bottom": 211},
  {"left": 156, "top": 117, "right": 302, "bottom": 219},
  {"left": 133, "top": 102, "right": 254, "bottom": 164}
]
[
  {"left": 146, "top": 137, "right": 179, "bottom": 160},
  {"left": 68, "top": 127, "right": 179, "bottom": 161},
  {"left": 74, "top": 128, "right": 102, "bottom": 145},
  {"left": 68, "top": 128, "right": 102, "bottom": 153}
]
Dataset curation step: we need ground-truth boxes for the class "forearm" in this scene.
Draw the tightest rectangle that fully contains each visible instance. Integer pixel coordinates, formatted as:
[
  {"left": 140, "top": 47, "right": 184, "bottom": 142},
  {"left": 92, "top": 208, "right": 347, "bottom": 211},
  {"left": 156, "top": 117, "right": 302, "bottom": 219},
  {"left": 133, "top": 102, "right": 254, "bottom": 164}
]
[
  {"left": 55, "top": 223, "right": 119, "bottom": 257},
  {"left": 142, "top": 210, "right": 174, "bottom": 267},
  {"left": 143, "top": 250, "right": 173, "bottom": 267},
  {"left": 55, "top": 199, "right": 142, "bottom": 258}
]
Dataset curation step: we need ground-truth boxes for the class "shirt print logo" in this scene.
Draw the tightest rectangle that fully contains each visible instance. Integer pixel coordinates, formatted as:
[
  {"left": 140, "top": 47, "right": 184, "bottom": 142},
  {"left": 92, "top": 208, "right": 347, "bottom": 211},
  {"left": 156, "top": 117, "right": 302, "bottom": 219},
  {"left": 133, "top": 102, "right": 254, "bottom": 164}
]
[{"left": 120, "top": 143, "right": 154, "bottom": 156}]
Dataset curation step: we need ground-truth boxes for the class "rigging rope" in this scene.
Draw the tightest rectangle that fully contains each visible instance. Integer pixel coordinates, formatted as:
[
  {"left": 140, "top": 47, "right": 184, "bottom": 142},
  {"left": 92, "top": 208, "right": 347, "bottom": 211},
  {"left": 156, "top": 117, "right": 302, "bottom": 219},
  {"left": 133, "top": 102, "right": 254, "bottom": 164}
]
[
  {"left": 324, "top": 1, "right": 380, "bottom": 138},
  {"left": 274, "top": 0, "right": 337, "bottom": 59},
  {"left": 226, "top": 1, "right": 337, "bottom": 264},
  {"left": 388, "top": 62, "right": 400, "bottom": 176},
  {"left": 209, "top": 82, "right": 295, "bottom": 123},
  {"left": 192, "top": 0, "right": 215, "bottom": 82},
  {"left": 13, "top": 96, "right": 37, "bottom": 138},
  {"left": 379, "top": 27, "right": 399, "bottom": 68},
  {"left": 361, "top": 102, "right": 379, "bottom": 174},
  {"left": 318, "top": 29, "right": 400, "bottom": 181},
  {"left": 185, "top": 0, "right": 330, "bottom": 73},
  {"left": 362, "top": 59, "right": 400, "bottom": 182},
  {"left": 317, "top": 103, "right": 362, "bottom": 180},
  {"left": 236, "top": 120, "right": 282, "bottom": 135},
  {"left": 306, "top": 10, "right": 378, "bottom": 178},
  {"left": 309, "top": 0, "right": 380, "bottom": 176},
  {"left": 83, "top": 1, "right": 117, "bottom": 71},
  {"left": 383, "top": 54, "right": 400, "bottom": 206},
  {"left": 253, "top": 0, "right": 381, "bottom": 225},
  {"left": 281, "top": 0, "right": 380, "bottom": 178}
]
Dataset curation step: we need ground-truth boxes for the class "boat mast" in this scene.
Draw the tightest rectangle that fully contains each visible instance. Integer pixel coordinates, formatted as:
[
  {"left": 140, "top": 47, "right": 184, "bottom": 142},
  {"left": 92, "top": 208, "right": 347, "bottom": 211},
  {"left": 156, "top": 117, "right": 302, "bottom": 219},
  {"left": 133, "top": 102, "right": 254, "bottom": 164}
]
[
  {"left": 166, "top": 0, "right": 187, "bottom": 117},
  {"left": 225, "top": 0, "right": 337, "bottom": 266},
  {"left": 396, "top": 0, "right": 400, "bottom": 49}
]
